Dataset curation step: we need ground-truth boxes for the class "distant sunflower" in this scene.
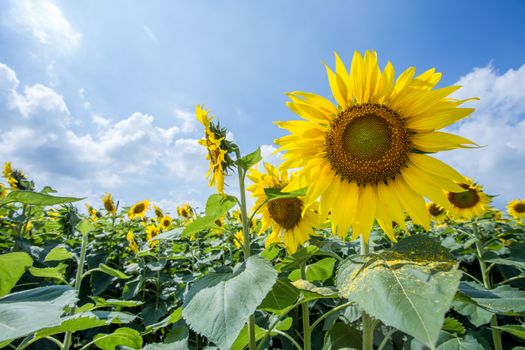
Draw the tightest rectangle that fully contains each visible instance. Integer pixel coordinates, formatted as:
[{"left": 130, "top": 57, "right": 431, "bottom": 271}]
[
  {"left": 196, "top": 105, "right": 235, "bottom": 193},
  {"left": 234, "top": 230, "right": 244, "bottom": 249},
  {"left": 153, "top": 205, "right": 164, "bottom": 219},
  {"left": 0, "top": 183, "right": 7, "bottom": 198},
  {"left": 2, "top": 162, "right": 13, "bottom": 178},
  {"left": 507, "top": 199, "right": 525, "bottom": 221},
  {"left": 126, "top": 231, "right": 139, "bottom": 253},
  {"left": 160, "top": 215, "right": 173, "bottom": 230},
  {"left": 427, "top": 202, "right": 448, "bottom": 223},
  {"left": 177, "top": 203, "right": 194, "bottom": 219},
  {"left": 445, "top": 178, "right": 491, "bottom": 220},
  {"left": 128, "top": 200, "right": 150, "bottom": 220},
  {"left": 247, "top": 163, "right": 319, "bottom": 253},
  {"left": 85, "top": 204, "right": 100, "bottom": 222},
  {"left": 102, "top": 193, "right": 117, "bottom": 216},
  {"left": 276, "top": 51, "right": 476, "bottom": 241},
  {"left": 146, "top": 225, "right": 160, "bottom": 248}
]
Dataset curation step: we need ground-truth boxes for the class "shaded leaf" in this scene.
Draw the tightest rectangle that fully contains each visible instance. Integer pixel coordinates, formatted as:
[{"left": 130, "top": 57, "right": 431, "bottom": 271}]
[
  {"left": 44, "top": 246, "right": 73, "bottom": 262},
  {"left": 0, "top": 252, "right": 33, "bottom": 297},
  {"left": 94, "top": 327, "right": 142, "bottom": 350},
  {"left": 2, "top": 190, "right": 83, "bottom": 206}
]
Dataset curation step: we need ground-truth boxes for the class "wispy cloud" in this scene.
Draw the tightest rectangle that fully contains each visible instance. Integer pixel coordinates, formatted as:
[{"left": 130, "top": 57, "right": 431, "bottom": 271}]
[{"left": 143, "top": 25, "right": 160, "bottom": 45}]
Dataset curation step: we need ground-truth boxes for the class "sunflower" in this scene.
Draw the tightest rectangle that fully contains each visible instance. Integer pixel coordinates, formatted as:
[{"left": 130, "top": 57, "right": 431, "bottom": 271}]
[
  {"left": 445, "top": 178, "right": 491, "bottom": 220},
  {"left": 85, "top": 204, "right": 100, "bottom": 222},
  {"left": 507, "top": 199, "right": 525, "bottom": 221},
  {"left": 128, "top": 200, "right": 150, "bottom": 220},
  {"left": 276, "top": 51, "right": 476, "bottom": 242},
  {"left": 0, "top": 183, "right": 7, "bottom": 198},
  {"left": 247, "top": 162, "right": 319, "bottom": 253},
  {"left": 234, "top": 230, "right": 244, "bottom": 249},
  {"left": 2, "top": 162, "right": 13, "bottom": 178},
  {"left": 146, "top": 224, "right": 160, "bottom": 248},
  {"left": 177, "top": 203, "right": 194, "bottom": 219},
  {"left": 102, "top": 193, "right": 117, "bottom": 216},
  {"left": 196, "top": 105, "right": 235, "bottom": 193},
  {"left": 153, "top": 205, "right": 164, "bottom": 219},
  {"left": 160, "top": 215, "right": 173, "bottom": 230},
  {"left": 427, "top": 202, "right": 448, "bottom": 224},
  {"left": 126, "top": 231, "right": 139, "bottom": 253}
]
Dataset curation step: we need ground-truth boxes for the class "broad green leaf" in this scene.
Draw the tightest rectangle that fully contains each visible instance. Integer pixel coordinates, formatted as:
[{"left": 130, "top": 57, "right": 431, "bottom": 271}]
[
  {"left": 264, "top": 187, "right": 307, "bottom": 200},
  {"left": 0, "top": 252, "right": 33, "bottom": 297},
  {"left": 182, "top": 216, "right": 220, "bottom": 238},
  {"left": 288, "top": 257, "right": 336, "bottom": 282},
  {"left": 292, "top": 279, "right": 339, "bottom": 301},
  {"left": 322, "top": 322, "right": 362, "bottom": 350},
  {"left": 146, "top": 306, "right": 183, "bottom": 332},
  {"left": 151, "top": 227, "right": 183, "bottom": 241},
  {"left": 35, "top": 312, "right": 107, "bottom": 337},
  {"left": 0, "top": 286, "right": 76, "bottom": 342},
  {"left": 492, "top": 325, "right": 525, "bottom": 340},
  {"left": 260, "top": 245, "right": 280, "bottom": 261},
  {"left": 451, "top": 299, "right": 493, "bottom": 327},
  {"left": 29, "top": 263, "right": 67, "bottom": 282},
  {"left": 165, "top": 325, "right": 189, "bottom": 343},
  {"left": 336, "top": 235, "right": 462, "bottom": 349},
  {"left": 91, "top": 311, "right": 136, "bottom": 324},
  {"left": 183, "top": 255, "right": 277, "bottom": 350},
  {"left": 442, "top": 317, "right": 465, "bottom": 335},
  {"left": 2, "top": 190, "right": 84, "bottom": 206},
  {"left": 143, "top": 342, "right": 188, "bottom": 350},
  {"left": 235, "top": 148, "right": 262, "bottom": 170},
  {"left": 77, "top": 219, "right": 95, "bottom": 234},
  {"left": 457, "top": 281, "right": 525, "bottom": 314},
  {"left": 436, "top": 333, "right": 484, "bottom": 350},
  {"left": 230, "top": 323, "right": 267, "bottom": 350},
  {"left": 275, "top": 317, "right": 292, "bottom": 331},
  {"left": 141, "top": 301, "right": 168, "bottom": 326},
  {"left": 205, "top": 194, "right": 237, "bottom": 218},
  {"left": 98, "top": 263, "right": 130, "bottom": 279},
  {"left": 44, "top": 246, "right": 73, "bottom": 262},
  {"left": 259, "top": 279, "right": 300, "bottom": 315},
  {"left": 94, "top": 327, "right": 142, "bottom": 350},
  {"left": 91, "top": 297, "right": 143, "bottom": 308},
  {"left": 275, "top": 246, "right": 319, "bottom": 272}
]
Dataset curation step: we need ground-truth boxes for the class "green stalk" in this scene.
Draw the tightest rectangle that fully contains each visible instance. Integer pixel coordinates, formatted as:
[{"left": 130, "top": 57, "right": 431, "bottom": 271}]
[
  {"left": 472, "top": 223, "right": 503, "bottom": 350},
  {"left": 301, "top": 263, "right": 311, "bottom": 350},
  {"left": 63, "top": 230, "right": 89, "bottom": 350},
  {"left": 361, "top": 237, "right": 375, "bottom": 350},
  {"left": 235, "top": 149, "right": 256, "bottom": 350}
]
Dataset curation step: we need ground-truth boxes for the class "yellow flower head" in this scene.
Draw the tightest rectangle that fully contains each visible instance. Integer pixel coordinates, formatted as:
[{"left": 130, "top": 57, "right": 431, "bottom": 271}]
[
  {"left": 160, "top": 215, "right": 173, "bottom": 230},
  {"left": 247, "top": 162, "right": 319, "bottom": 253},
  {"left": 196, "top": 105, "right": 233, "bottom": 193},
  {"left": 126, "top": 230, "right": 139, "bottom": 253},
  {"left": 128, "top": 200, "right": 150, "bottom": 220},
  {"left": 234, "top": 230, "right": 244, "bottom": 249},
  {"left": 25, "top": 221, "right": 33, "bottom": 233},
  {"left": 426, "top": 202, "right": 448, "bottom": 224},
  {"left": 146, "top": 224, "right": 160, "bottom": 248},
  {"left": 2, "top": 162, "right": 13, "bottom": 178},
  {"left": 445, "top": 178, "right": 491, "bottom": 220},
  {"left": 507, "top": 199, "right": 525, "bottom": 221},
  {"left": 85, "top": 204, "right": 99, "bottom": 222},
  {"left": 0, "top": 183, "right": 7, "bottom": 198},
  {"left": 153, "top": 205, "right": 164, "bottom": 219},
  {"left": 177, "top": 203, "right": 194, "bottom": 219},
  {"left": 102, "top": 193, "right": 117, "bottom": 216},
  {"left": 275, "top": 51, "right": 476, "bottom": 242}
]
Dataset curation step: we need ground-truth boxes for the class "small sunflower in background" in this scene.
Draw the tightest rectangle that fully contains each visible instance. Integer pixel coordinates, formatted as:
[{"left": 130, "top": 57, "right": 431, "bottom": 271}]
[
  {"left": 177, "top": 203, "right": 194, "bottom": 219},
  {"left": 160, "top": 215, "right": 173, "bottom": 230},
  {"left": 426, "top": 202, "right": 448, "bottom": 224},
  {"left": 146, "top": 225, "right": 160, "bottom": 248},
  {"left": 85, "top": 204, "right": 100, "bottom": 222},
  {"left": 2, "top": 161, "right": 32, "bottom": 191},
  {"left": 276, "top": 50, "right": 476, "bottom": 242},
  {"left": 128, "top": 200, "right": 150, "bottom": 220},
  {"left": 126, "top": 231, "right": 139, "bottom": 253},
  {"left": 153, "top": 205, "right": 164, "bottom": 219},
  {"left": 247, "top": 162, "right": 319, "bottom": 253},
  {"left": 102, "top": 193, "right": 117, "bottom": 216},
  {"left": 234, "top": 230, "right": 244, "bottom": 249},
  {"left": 196, "top": 105, "right": 236, "bottom": 193},
  {"left": 0, "top": 183, "right": 7, "bottom": 198},
  {"left": 507, "top": 199, "right": 525, "bottom": 221},
  {"left": 445, "top": 178, "right": 491, "bottom": 220}
]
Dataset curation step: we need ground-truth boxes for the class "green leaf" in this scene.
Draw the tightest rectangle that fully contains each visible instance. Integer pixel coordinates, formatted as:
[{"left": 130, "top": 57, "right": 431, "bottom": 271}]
[
  {"left": 0, "top": 286, "right": 76, "bottom": 342},
  {"left": 141, "top": 301, "right": 168, "bottom": 326},
  {"left": 0, "top": 252, "right": 33, "bottom": 297},
  {"left": 205, "top": 194, "right": 237, "bottom": 218},
  {"left": 183, "top": 255, "right": 277, "bottom": 350},
  {"left": 451, "top": 299, "right": 493, "bottom": 327},
  {"left": 492, "top": 325, "right": 525, "bottom": 340},
  {"left": 91, "top": 311, "right": 136, "bottom": 324},
  {"left": 44, "top": 246, "right": 73, "bottom": 262},
  {"left": 288, "top": 257, "right": 336, "bottom": 282},
  {"left": 94, "top": 327, "right": 143, "bottom": 350},
  {"left": 143, "top": 342, "right": 188, "bottom": 350},
  {"left": 457, "top": 281, "right": 525, "bottom": 314},
  {"left": 260, "top": 245, "right": 280, "bottom": 261},
  {"left": 436, "top": 333, "right": 484, "bottom": 350},
  {"left": 29, "top": 263, "right": 67, "bottom": 282},
  {"left": 230, "top": 323, "right": 267, "bottom": 350},
  {"left": 235, "top": 148, "right": 262, "bottom": 170},
  {"left": 275, "top": 245, "right": 319, "bottom": 272},
  {"left": 146, "top": 306, "right": 183, "bottom": 332},
  {"left": 91, "top": 297, "right": 143, "bottom": 308},
  {"left": 2, "top": 190, "right": 84, "bottom": 206},
  {"left": 259, "top": 279, "right": 300, "bottom": 315},
  {"left": 292, "top": 279, "right": 339, "bottom": 301},
  {"left": 98, "top": 263, "right": 130, "bottom": 279},
  {"left": 264, "top": 187, "right": 307, "bottom": 200},
  {"left": 442, "top": 317, "right": 465, "bottom": 335},
  {"left": 322, "top": 322, "right": 362, "bottom": 350},
  {"left": 151, "top": 227, "right": 183, "bottom": 241},
  {"left": 35, "top": 312, "right": 107, "bottom": 337},
  {"left": 336, "top": 235, "right": 462, "bottom": 349},
  {"left": 275, "top": 317, "right": 292, "bottom": 331},
  {"left": 182, "top": 216, "right": 220, "bottom": 238},
  {"left": 77, "top": 219, "right": 95, "bottom": 234}
]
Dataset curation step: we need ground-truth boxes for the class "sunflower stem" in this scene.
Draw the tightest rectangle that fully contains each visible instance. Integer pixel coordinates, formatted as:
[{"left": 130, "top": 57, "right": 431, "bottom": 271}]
[
  {"left": 300, "top": 263, "right": 311, "bottom": 350},
  {"left": 361, "top": 236, "right": 375, "bottom": 350},
  {"left": 472, "top": 222, "right": 503, "bottom": 350},
  {"left": 235, "top": 148, "right": 256, "bottom": 350}
]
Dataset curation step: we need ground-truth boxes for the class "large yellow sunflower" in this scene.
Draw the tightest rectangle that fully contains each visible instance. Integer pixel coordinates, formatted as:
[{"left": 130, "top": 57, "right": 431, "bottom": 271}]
[
  {"left": 196, "top": 106, "right": 229, "bottom": 193},
  {"left": 102, "top": 193, "right": 117, "bottom": 216},
  {"left": 507, "top": 199, "right": 525, "bottom": 221},
  {"left": 247, "top": 162, "right": 319, "bottom": 253},
  {"left": 128, "top": 200, "right": 150, "bottom": 220},
  {"left": 276, "top": 51, "right": 476, "bottom": 242},
  {"left": 445, "top": 178, "right": 491, "bottom": 220}
]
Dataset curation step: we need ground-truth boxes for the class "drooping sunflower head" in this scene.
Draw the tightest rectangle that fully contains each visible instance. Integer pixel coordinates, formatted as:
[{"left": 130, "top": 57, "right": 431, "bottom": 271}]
[
  {"left": 426, "top": 202, "right": 448, "bottom": 224},
  {"left": 445, "top": 178, "right": 491, "bottom": 220},
  {"left": 153, "top": 205, "right": 164, "bottom": 219},
  {"left": 247, "top": 162, "right": 319, "bottom": 253},
  {"left": 146, "top": 224, "right": 160, "bottom": 247},
  {"left": 128, "top": 199, "right": 150, "bottom": 220},
  {"left": 196, "top": 105, "right": 236, "bottom": 193},
  {"left": 507, "top": 199, "right": 525, "bottom": 221},
  {"left": 177, "top": 203, "right": 194, "bottom": 219},
  {"left": 102, "top": 193, "right": 117, "bottom": 216},
  {"left": 160, "top": 215, "right": 173, "bottom": 230},
  {"left": 276, "top": 50, "right": 477, "bottom": 242},
  {"left": 2, "top": 162, "right": 32, "bottom": 191},
  {"left": 126, "top": 231, "right": 139, "bottom": 253},
  {"left": 2, "top": 162, "right": 13, "bottom": 178}
]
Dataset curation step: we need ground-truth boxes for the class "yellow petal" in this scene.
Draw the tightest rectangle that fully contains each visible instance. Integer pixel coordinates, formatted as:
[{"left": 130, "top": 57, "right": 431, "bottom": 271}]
[
  {"left": 352, "top": 185, "right": 376, "bottom": 242},
  {"left": 393, "top": 177, "right": 430, "bottom": 230},
  {"left": 411, "top": 131, "right": 478, "bottom": 152},
  {"left": 409, "top": 153, "right": 465, "bottom": 183},
  {"left": 325, "top": 64, "right": 348, "bottom": 108}
]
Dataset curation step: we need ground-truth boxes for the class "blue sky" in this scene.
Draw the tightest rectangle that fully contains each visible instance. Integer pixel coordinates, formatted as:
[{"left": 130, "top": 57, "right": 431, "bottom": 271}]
[{"left": 1, "top": 0, "right": 525, "bottom": 213}]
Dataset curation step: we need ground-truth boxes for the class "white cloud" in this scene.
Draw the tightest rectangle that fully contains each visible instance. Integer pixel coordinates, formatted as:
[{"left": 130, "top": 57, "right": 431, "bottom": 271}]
[
  {"left": 143, "top": 25, "right": 160, "bottom": 46},
  {"left": 439, "top": 63, "right": 525, "bottom": 208},
  {"left": 260, "top": 144, "right": 283, "bottom": 167},
  {"left": 3, "top": 0, "right": 81, "bottom": 52}
]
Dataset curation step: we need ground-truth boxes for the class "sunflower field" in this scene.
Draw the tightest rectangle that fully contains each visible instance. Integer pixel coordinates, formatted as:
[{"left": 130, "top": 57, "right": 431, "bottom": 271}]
[{"left": 2, "top": 51, "right": 525, "bottom": 350}]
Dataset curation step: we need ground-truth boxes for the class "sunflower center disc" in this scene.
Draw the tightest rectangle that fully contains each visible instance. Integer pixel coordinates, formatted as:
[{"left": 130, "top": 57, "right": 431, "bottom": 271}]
[
  {"left": 428, "top": 203, "right": 444, "bottom": 216},
  {"left": 268, "top": 197, "right": 303, "bottom": 230},
  {"left": 325, "top": 103, "right": 410, "bottom": 185},
  {"left": 447, "top": 184, "right": 480, "bottom": 209},
  {"left": 514, "top": 203, "right": 525, "bottom": 213},
  {"left": 133, "top": 204, "right": 145, "bottom": 214}
]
